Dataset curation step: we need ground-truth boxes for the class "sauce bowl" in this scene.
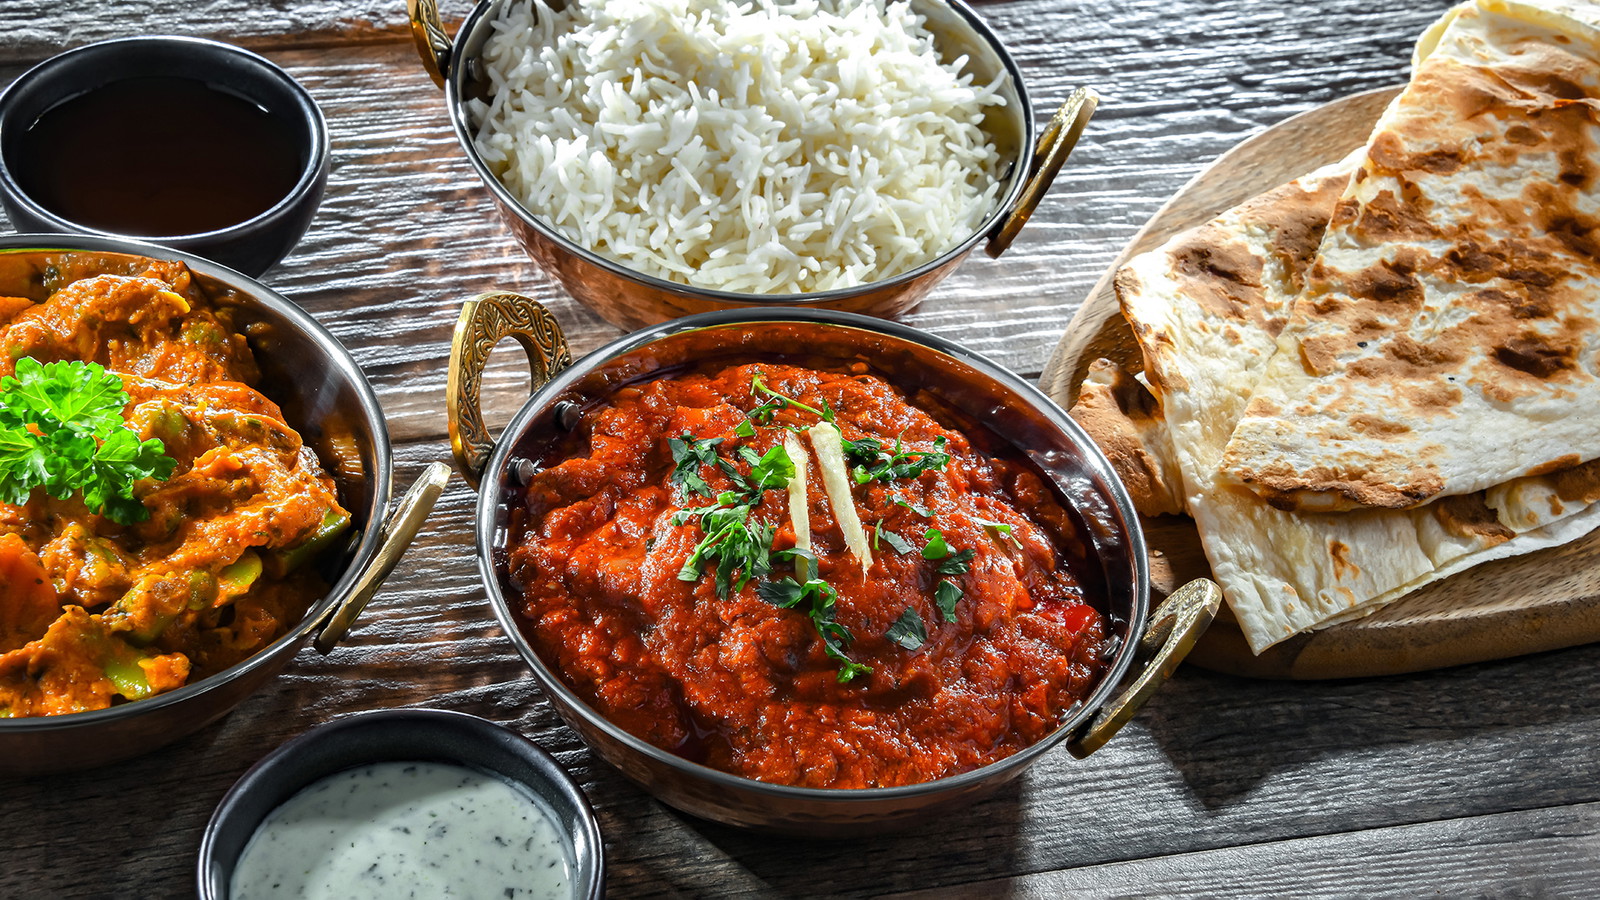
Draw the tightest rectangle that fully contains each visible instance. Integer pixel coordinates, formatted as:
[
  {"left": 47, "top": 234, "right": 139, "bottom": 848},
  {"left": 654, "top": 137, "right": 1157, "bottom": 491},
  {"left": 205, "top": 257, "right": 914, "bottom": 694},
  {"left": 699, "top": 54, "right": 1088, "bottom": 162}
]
[
  {"left": 0, "top": 235, "right": 447, "bottom": 775},
  {"left": 0, "top": 37, "right": 330, "bottom": 277},
  {"left": 406, "top": 0, "right": 1097, "bottom": 329},
  {"left": 199, "top": 708, "right": 605, "bottom": 900},
  {"left": 447, "top": 293, "right": 1220, "bottom": 835}
]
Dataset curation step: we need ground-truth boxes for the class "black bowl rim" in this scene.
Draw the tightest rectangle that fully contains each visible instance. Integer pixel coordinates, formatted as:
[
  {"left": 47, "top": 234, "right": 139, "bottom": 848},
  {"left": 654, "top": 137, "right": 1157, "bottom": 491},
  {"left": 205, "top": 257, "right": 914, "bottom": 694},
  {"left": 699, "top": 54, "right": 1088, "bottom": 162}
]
[
  {"left": 0, "top": 35, "right": 330, "bottom": 243},
  {"left": 0, "top": 233, "right": 394, "bottom": 733},
  {"left": 196, "top": 707, "right": 606, "bottom": 900},
  {"left": 474, "top": 307, "right": 1152, "bottom": 802},
  {"left": 442, "top": 0, "right": 1038, "bottom": 305}
]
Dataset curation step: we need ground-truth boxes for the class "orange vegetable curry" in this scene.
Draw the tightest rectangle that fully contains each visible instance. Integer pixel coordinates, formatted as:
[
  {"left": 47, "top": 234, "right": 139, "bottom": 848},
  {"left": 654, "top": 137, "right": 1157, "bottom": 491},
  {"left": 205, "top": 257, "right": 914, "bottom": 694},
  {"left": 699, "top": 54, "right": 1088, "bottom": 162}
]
[
  {"left": 508, "top": 362, "right": 1111, "bottom": 788},
  {"left": 0, "top": 257, "right": 347, "bottom": 717}
]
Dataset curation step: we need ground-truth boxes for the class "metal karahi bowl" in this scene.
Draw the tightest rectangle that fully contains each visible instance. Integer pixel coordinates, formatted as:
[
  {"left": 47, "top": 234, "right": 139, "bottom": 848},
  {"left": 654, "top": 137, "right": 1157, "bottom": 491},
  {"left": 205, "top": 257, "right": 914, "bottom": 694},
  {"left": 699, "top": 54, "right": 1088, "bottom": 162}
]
[
  {"left": 0, "top": 235, "right": 448, "bottom": 776},
  {"left": 407, "top": 0, "right": 1098, "bottom": 330},
  {"left": 448, "top": 295, "right": 1219, "bottom": 835}
]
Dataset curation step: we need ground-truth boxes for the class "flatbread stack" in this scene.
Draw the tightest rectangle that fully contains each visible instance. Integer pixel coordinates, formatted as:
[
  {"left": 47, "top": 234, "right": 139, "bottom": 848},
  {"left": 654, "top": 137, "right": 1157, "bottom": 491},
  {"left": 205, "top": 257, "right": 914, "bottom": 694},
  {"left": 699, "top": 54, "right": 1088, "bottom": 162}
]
[{"left": 1070, "top": 0, "right": 1600, "bottom": 654}]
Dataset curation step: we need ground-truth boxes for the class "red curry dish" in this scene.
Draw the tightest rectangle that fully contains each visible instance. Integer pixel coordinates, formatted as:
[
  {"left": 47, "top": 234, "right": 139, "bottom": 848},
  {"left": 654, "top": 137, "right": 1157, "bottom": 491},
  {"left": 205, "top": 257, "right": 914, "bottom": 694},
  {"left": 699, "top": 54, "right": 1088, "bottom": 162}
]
[
  {"left": 0, "top": 257, "right": 348, "bottom": 718},
  {"left": 507, "top": 362, "right": 1111, "bottom": 788}
]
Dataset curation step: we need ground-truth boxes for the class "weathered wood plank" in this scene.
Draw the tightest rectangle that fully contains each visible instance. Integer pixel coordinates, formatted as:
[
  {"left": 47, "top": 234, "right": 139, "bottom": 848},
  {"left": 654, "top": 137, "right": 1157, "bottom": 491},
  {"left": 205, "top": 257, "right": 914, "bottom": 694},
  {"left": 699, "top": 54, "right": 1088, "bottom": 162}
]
[{"left": 882, "top": 801, "right": 1600, "bottom": 899}]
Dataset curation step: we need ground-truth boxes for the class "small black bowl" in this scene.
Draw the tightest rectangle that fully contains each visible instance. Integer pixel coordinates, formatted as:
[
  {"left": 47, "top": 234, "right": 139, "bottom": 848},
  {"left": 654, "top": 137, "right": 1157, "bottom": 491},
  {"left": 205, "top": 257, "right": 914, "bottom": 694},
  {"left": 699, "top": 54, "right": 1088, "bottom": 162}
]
[
  {"left": 198, "top": 709, "right": 605, "bottom": 899},
  {"left": 0, "top": 36, "right": 329, "bottom": 277}
]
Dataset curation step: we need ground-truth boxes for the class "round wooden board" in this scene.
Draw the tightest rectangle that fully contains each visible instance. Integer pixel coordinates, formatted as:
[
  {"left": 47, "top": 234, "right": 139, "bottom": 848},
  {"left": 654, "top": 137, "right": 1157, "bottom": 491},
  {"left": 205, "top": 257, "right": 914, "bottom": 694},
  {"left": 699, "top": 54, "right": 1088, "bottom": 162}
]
[{"left": 1038, "top": 86, "right": 1600, "bottom": 680}]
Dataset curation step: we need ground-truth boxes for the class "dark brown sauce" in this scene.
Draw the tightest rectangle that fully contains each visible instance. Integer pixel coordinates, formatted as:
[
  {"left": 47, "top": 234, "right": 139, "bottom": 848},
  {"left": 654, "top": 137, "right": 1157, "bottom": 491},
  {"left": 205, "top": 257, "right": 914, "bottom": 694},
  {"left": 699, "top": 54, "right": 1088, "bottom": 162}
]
[{"left": 14, "top": 76, "right": 303, "bottom": 236}]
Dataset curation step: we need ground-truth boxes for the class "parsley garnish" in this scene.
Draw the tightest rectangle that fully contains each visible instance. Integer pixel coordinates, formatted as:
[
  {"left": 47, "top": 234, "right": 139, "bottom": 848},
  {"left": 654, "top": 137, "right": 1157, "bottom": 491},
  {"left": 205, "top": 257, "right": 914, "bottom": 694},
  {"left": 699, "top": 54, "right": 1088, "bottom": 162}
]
[
  {"left": 885, "top": 607, "right": 926, "bottom": 650},
  {"left": 669, "top": 434, "right": 723, "bottom": 498},
  {"left": 0, "top": 358, "right": 175, "bottom": 524},
  {"left": 922, "top": 527, "right": 952, "bottom": 560}
]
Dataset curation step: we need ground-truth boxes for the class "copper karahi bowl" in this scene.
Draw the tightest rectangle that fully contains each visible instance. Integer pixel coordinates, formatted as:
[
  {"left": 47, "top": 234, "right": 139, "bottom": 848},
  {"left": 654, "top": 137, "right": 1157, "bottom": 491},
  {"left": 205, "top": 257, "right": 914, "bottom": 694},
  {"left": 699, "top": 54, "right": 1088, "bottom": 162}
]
[
  {"left": 448, "top": 296, "right": 1219, "bottom": 835},
  {"left": 407, "top": 0, "right": 1098, "bottom": 330},
  {"left": 0, "top": 234, "right": 448, "bottom": 776}
]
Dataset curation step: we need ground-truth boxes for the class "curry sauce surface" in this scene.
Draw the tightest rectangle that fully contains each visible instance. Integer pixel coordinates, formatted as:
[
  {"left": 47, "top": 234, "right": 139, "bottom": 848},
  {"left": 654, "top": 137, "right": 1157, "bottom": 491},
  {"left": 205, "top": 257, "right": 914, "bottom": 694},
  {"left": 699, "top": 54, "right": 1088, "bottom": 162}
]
[
  {"left": 0, "top": 259, "right": 347, "bottom": 717},
  {"left": 508, "top": 363, "right": 1110, "bottom": 788}
]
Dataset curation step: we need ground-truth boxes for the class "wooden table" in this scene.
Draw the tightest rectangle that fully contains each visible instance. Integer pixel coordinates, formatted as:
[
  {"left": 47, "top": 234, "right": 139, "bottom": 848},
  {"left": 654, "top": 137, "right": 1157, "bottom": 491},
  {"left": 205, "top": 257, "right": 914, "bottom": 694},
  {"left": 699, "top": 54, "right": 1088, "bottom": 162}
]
[{"left": 5, "top": 1, "right": 1599, "bottom": 896}]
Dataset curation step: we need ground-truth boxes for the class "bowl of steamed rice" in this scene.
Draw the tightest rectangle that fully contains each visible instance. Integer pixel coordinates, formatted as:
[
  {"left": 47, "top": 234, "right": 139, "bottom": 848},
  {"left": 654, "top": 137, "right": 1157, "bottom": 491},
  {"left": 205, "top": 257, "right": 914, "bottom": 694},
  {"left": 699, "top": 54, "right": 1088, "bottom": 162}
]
[{"left": 408, "top": 0, "right": 1095, "bottom": 329}]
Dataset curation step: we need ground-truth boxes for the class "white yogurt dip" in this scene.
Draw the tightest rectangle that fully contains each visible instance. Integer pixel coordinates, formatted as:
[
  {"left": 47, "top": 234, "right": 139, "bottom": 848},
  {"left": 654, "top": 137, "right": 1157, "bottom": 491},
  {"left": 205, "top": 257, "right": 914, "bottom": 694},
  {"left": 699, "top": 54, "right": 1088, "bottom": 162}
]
[{"left": 230, "top": 761, "right": 575, "bottom": 900}]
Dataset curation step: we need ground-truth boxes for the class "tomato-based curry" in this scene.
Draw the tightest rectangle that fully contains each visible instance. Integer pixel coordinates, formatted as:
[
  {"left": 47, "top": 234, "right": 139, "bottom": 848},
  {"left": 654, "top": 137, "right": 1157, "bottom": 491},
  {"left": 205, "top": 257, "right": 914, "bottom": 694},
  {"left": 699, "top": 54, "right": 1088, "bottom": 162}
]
[
  {"left": 0, "top": 257, "right": 347, "bottom": 717},
  {"left": 508, "top": 362, "right": 1111, "bottom": 788}
]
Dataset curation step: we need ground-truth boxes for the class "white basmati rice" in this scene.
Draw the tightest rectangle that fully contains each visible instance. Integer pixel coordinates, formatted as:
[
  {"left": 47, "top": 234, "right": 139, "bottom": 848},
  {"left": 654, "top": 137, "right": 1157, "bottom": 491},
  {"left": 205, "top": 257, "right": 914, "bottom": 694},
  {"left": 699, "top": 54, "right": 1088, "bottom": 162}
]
[{"left": 468, "top": 0, "right": 1006, "bottom": 295}]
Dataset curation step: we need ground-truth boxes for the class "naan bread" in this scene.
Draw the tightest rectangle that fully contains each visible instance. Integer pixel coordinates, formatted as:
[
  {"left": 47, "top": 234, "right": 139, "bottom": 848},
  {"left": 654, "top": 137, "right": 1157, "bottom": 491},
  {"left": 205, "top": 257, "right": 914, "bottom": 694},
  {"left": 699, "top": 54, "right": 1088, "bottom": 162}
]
[
  {"left": 1220, "top": 0, "right": 1600, "bottom": 513},
  {"left": 1081, "top": 159, "right": 1600, "bottom": 652},
  {"left": 1070, "top": 359, "right": 1184, "bottom": 517}
]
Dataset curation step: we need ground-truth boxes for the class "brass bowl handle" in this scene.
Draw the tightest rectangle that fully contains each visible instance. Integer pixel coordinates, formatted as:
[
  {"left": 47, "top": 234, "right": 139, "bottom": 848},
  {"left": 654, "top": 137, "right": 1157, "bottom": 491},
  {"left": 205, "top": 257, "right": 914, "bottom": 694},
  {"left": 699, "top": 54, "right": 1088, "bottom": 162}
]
[
  {"left": 446, "top": 292, "right": 573, "bottom": 487},
  {"left": 407, "top": 0, "right": 453, "bottom": 89},
  {"left": 1066, "top": 577, "right": 1221, "bottom": 758},
  {"left": 985, "top": 86, "right": 1100, "bottom": 259},
  {"left": 314, "top": 461, "right": 453, "bottom": 653}
]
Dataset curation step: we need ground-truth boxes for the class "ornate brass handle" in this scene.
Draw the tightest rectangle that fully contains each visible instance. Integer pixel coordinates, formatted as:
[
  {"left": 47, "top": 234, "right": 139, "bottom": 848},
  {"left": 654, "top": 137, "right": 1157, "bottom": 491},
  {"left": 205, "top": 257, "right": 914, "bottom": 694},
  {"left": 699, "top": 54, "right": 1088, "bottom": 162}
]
[
  {"left": 1066, "top": 578, "right": 1221, "bottom": 758},
  {"left": 446, "top": 292, "right": 573, "bottom": 487},
  {"left": 314, "top": 461, "right": 453, "bottom": 653},
  {"left": 986, "top": 86, "right": 1100, "bottom": 258},
  {"left": 407, "top": 0, "right": 453, "bottom": 89}
]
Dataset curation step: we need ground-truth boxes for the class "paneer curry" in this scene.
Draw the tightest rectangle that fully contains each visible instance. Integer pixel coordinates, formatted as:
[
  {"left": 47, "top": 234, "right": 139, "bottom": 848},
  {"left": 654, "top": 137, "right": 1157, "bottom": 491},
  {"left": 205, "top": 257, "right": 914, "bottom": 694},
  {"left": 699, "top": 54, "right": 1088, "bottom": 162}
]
[{"left": 0, "top": 256, "right": 348, "bottom": 717}]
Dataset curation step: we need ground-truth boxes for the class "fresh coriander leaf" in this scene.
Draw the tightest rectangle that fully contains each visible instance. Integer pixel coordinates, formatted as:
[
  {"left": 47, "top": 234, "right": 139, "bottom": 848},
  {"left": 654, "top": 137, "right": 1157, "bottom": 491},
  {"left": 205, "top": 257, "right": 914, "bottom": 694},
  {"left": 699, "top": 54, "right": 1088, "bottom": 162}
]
[
  {"left": 734, "top": 420, "right": 756, "bottom": 438},
  {"left": 935, "top": 580, "right": 963, "bottom": 623},
  {"left": 715, "top": 457, "right": 750, "bottom": 492},
  {"left": 763, "top": 567, "right": 872, "bottom": 682},
  {"left": 676, "top": 502, "right": 749, "bottom": 585},
  {"left": 757, "top": 577, "right": 805, "bottom": 608},
  {"left": 885, "top": 607, "right": 927, "bottom": 650},
  {"left": 748, "top": 444, "right": 794, "bottom": 493},
  {"left": 936, "top": 549, "right": 976, "bottom": 576},
  {"left": 750, "top": 373, "right": 834, "bottom": 422},
  {"left": 835, "top": 660, "right": 873, "bottom": 683},
  {"left": 849, "top": 434, "right": 951, "bottom": 485},
  {"left": 893, "top": 496, "right": 933, "bottom": 517},
  {"left": 878, "top": 526, "right": 914, "bottom": 555},
  {"left": 922, "top": 527, "right": 951, "bottom": 560},
  {"left": 748, "top": 397, "right": 785, "bottom": 425},
  {"left": 668, "top": 434, "right": 722, "bottom": 498},
  {"left": 773, "top": 545, "right": 819, "bottom": 578},
  {"left": 975, "top": 516, "right": 1021, "bottom": 546},
  {"left": 737, "top": 445, "right": 761, "bottom": 467}
]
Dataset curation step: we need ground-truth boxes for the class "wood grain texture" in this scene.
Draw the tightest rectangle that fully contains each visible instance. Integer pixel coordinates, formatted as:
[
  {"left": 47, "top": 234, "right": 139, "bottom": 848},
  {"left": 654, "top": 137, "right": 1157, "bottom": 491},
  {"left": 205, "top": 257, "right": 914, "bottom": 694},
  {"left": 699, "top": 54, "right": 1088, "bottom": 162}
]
[
  {"left": 7, "top": 1, "right": 1597, "bottom": 898},
  {"left": 1039, "top": 85, "right": 1600, "bottom": 679},
  {"left": 882, "top": 800, "right": 1600, "bottom": 899}
]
